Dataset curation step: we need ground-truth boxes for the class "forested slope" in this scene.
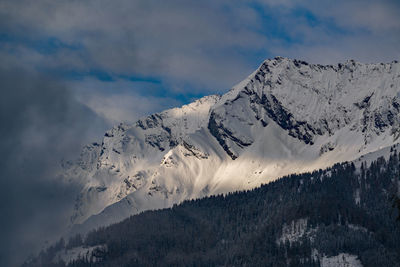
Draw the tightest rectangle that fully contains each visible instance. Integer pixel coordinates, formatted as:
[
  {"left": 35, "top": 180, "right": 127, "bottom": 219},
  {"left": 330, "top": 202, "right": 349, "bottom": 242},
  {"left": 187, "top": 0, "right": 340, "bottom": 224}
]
[{"left": 26, "top": 149, "right": 400, "bottom": 267}]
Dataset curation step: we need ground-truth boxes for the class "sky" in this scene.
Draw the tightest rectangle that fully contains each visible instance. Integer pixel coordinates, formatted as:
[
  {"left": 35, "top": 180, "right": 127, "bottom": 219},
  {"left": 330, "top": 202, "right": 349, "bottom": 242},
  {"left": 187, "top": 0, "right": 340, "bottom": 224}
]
[{"left": 0, "top": 0, "right": 399, "bottom": 266}]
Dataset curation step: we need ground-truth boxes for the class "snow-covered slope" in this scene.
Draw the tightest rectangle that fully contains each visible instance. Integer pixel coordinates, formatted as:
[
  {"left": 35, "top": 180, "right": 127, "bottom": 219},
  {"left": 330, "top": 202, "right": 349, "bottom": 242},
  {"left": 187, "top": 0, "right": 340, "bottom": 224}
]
[
  {"left": 64, "top": 95, "right": 220, "bottom": 225},
  {"left": 65, "top": 57, "right": 400, "bottom": 234}
]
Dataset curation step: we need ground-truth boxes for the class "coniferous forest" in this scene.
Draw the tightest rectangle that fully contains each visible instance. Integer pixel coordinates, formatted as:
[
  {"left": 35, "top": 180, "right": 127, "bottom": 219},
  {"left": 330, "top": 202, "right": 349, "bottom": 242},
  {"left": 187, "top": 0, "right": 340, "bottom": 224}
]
[{"left": 25, "top": 150, "right": 400, "bottom": 267}]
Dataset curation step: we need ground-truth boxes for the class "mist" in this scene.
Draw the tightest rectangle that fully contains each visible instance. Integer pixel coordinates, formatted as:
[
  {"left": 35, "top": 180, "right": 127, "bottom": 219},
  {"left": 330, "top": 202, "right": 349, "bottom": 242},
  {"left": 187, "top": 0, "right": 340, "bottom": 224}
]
[{"left": 0, "top": 65, "right": 107, "bottom": 266}]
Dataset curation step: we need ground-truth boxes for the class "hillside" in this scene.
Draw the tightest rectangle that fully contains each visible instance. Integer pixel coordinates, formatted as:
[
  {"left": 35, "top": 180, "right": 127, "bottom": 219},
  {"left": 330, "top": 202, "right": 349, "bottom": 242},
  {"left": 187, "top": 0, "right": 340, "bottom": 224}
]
[
  {"left": 65, "top": 58, "right": 400, "bottom": 234},
  {"left": 28, "top": 146, "right": 400, "bottom": 267}
]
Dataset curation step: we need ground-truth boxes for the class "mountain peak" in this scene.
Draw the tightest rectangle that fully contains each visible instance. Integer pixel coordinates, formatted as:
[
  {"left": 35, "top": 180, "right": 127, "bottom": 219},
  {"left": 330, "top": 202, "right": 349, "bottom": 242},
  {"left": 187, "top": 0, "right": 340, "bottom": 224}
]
[{"left": 66, "top": 57, "right": 400, "bottom": 234}]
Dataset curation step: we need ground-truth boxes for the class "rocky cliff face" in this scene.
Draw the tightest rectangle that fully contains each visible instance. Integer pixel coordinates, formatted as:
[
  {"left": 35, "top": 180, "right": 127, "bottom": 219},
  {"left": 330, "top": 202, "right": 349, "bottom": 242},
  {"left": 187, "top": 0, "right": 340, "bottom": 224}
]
[
  {"left": 209, "top": 57, "right": 400, "bottom": 159},
  {"left": 64, "top": 57, "right": 400, "bottom": 234}
]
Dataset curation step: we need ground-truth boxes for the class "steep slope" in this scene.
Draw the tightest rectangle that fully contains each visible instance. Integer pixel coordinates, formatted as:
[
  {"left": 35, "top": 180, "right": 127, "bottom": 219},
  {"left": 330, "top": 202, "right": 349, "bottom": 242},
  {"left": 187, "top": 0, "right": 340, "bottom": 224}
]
[
  {"left": 65, "top": 57, "right": 400, "bottom": 233},
  {"left": 63, "top": 95, "right": 220, "bottom": 225},
  {"left": 30, "top": 147, "right": 400, "bottom": 267}
]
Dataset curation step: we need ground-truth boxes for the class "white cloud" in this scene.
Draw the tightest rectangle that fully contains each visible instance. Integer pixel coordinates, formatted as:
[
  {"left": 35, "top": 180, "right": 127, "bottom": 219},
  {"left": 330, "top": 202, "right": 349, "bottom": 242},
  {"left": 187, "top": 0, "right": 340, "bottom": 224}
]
[{"left": 70, "top": 78, "right": 182, "bottom": 125}]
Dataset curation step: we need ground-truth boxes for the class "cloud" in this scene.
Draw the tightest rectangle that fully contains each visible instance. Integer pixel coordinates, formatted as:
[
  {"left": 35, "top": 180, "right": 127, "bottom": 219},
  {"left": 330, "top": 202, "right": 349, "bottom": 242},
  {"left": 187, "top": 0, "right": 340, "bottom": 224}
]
[
  {"left": 306, "top": 0, "right": 400, "bottom": 32},
  {"left": 71, "top": 77, "right": 183, "bottom": 124},
  {"left": 1, "top": 0, "right": 398, "bottom": 102},
  {"left": 0, "top": 1, "right": 399, "bottom": 265},
  {"left": 0, "top": 63, "right": 107, "bottom": 266},
  {"left": 256, "top": 0, "right": 400, "bottom": 63},
  {"left": 0, "top": 0, "right": 269, "bottom": 92}
]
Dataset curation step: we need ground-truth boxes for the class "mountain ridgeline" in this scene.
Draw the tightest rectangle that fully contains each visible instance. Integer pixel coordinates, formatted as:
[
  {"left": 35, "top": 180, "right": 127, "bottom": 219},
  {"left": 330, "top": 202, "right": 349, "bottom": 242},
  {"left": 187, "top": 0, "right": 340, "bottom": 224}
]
[
  {"left": 27, "top": 147, "right": 400, "bottom": 266},
  {"left": 64, "top": 57, "right": 400, "bottom": 234}
]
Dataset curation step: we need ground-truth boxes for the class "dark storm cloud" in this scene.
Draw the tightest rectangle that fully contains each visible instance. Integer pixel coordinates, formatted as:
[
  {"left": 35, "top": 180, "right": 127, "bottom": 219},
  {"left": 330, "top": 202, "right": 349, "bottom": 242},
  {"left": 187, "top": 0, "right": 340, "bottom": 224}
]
[{"left": 0, "top": 64, "right": 107, "bottom": 266}]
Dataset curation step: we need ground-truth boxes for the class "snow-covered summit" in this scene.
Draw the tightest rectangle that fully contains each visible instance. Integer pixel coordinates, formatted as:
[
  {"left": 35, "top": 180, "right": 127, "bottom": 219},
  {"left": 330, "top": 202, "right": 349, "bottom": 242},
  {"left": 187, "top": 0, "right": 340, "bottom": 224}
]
[
  {"left": 211, "top": 57, "right": 400, "bottom": 158},
  {"left": 66, "top": 57, "right": 400, "bottom": 234}
]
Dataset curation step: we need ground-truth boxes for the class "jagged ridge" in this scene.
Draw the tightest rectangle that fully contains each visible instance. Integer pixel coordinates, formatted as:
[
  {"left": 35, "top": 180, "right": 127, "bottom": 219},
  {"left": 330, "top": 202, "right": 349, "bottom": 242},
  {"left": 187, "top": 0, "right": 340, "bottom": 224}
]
[{"left": 64, "top": 57, "right": 400, "bottom": 235}]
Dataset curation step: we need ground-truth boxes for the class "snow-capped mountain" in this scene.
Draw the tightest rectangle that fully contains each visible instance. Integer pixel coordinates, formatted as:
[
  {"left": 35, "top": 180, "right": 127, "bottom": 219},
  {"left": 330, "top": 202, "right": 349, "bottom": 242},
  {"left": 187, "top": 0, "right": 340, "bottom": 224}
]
[{"left": 65, "top": 57, "right": 400, "bottom": 234}]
